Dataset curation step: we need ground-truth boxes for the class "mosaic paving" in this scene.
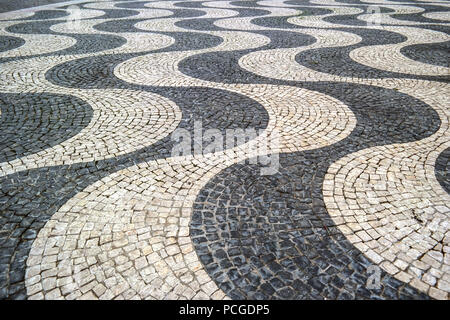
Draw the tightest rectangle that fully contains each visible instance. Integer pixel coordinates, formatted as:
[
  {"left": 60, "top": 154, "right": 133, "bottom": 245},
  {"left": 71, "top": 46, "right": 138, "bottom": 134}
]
[{"left": 0, "top": 0, "right": 449, "bottom": 300}]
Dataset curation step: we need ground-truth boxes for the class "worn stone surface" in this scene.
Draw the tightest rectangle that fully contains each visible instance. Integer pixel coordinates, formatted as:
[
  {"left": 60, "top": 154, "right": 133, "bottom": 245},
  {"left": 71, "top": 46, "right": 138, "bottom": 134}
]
[{"left": 0, "top": 0, "right": 448, "bottom": 300}]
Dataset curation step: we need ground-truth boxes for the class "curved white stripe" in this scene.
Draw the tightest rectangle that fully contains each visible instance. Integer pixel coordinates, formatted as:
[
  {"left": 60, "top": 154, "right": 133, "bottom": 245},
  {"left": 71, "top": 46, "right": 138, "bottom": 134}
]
[
  {"left": 422, "top": 11, "right": 450, "bottom": 21},
  {"left": 349, "top": 26, "right": 450, "bottom": 76},
  {"left": 0, "top": 90, "right": 182, "bottom": 174},
  {"left": 0, "top": 33, "right": 77, "bottom": 58},
  {"left": 239, "top": 28, "right": 362, "bottom": 82},
  {"left": 324, "top": 81, "right": 450, "bottom": 298}
]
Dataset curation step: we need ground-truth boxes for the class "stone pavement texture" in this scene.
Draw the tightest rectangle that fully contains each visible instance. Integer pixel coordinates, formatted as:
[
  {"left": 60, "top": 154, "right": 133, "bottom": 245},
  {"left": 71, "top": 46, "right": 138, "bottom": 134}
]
[{"left": 0, "top": 0, "right": 449, "bottom": 300}]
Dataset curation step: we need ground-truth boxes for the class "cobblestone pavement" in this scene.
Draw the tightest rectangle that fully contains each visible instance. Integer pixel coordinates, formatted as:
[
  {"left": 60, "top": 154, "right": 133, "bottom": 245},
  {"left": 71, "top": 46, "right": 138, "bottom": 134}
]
[{"left": 0, "top": 0, "right": 449, "bottom": 300}]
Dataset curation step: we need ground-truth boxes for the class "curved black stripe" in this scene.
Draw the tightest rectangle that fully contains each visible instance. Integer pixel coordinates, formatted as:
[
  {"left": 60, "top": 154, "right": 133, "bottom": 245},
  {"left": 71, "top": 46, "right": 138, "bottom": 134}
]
[
  {"left": 6, "top": 20, "right": 64, "bottom": 34},
  {"left": 435, "top": 147, "right": 450, "bottom": 194},
  {"left": 44, "top": 31, "right": 223, "bottom": 89},
  {"left": 177, "top": 14, "right": 449, "bottom": 83},
  {"left": 190, "top": 82, "right": 441, "bottom": 299},
  {"left": 0, "top": 92, "right": 93, "bottom": 163},
  {"left": 392, "top": 4, "right": 450, "bottom": 24},
  {"left": 93, "top": 7, "right": 210, "bottom": 33},
  {"left": 77, "top": 7, "right": 140, "bottom": 19},
  {"left": 0, "top": 35, "right": 25, "bottom": 53},
  {"left": 18, "top": 9, "right": 69, "bottom": 20},
  {"left": 174, "top": 1, "right": 210, "bottom": 9},
  {"left": 2, "top": 20, "right": 127, "bottom": 61},
  {"left": 401, "top": 41, "right": 450, "bottom": 68},
  {"left": 322, "top": 6, "right": 395, "bottom": 27},
  {"left": 114, "top": 1, "right": 154, "bottom": 9},
  {"left": 0, "top": 1, "right": 67, "bottom": 14}
]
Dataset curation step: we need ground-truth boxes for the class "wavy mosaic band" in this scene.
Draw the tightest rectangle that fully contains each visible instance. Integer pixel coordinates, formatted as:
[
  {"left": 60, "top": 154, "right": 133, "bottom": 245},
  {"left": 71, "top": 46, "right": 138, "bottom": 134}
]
[{"left": 0, "top": 0, "right": 448, "bottom": 300}]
